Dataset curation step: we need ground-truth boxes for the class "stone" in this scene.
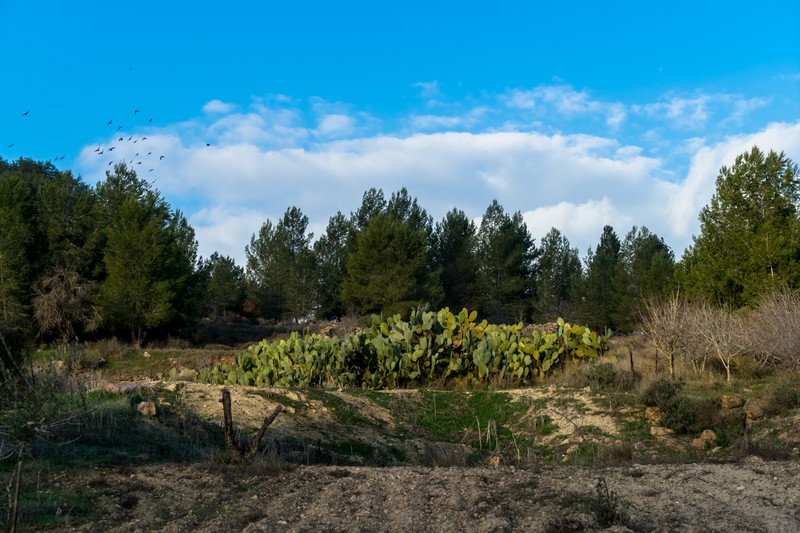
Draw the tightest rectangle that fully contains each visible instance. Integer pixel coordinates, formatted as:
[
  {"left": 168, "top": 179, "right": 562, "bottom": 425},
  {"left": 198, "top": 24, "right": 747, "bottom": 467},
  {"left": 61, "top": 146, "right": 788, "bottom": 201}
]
[
  {"left": 692, "top": 429, "right": 717, "bottom": 449},
  {"left": 744, "top": 398, "right": 769, "bottom": 421},
  {"left": 721, "top": 395, "right": 745, "bottom": 409},
  {"left": 169, "top": 367, "right": 198, "bottom": 382},
  {"left": 650, "top": 426, "right": 674, "bottom": 437},
  {"left": 645, "top": 406, "right": 663, "bottom": 425},
  {"left": 137, "top": 401, "right": 157, "bottom": 417},
  {"left": 488, "top": 454, "right": 503, "bottom": 468}
]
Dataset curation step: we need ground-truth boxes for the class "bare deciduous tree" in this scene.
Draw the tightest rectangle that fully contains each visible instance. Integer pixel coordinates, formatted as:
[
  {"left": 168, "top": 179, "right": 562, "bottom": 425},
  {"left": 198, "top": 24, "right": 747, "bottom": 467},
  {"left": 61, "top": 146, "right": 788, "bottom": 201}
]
[
  {"left": 640, "top": 293, "right": 691, "bottom": 377},
  {"left": 32, "top": 266, "right": 100, "bottom": 345},
  {"left": 692, "top": 301, "right": 747, "bottom": 386},
  {"left": 744, "top": 289, "right": 800, "bottom": 370}
]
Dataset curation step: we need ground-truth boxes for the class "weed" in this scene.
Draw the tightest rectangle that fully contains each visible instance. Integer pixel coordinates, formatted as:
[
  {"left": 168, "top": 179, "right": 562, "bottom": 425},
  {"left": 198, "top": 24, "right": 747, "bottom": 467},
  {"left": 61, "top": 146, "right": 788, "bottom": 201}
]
[{"left": 591, "top": 477, "right": 626, "bottom": 528}]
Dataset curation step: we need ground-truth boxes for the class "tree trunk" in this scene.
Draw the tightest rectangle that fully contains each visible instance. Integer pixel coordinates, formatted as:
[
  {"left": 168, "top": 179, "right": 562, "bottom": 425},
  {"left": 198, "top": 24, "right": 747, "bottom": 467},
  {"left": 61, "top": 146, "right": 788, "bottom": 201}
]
[{"left": 221, "top": 388, "right": 282, "bottom": 461}]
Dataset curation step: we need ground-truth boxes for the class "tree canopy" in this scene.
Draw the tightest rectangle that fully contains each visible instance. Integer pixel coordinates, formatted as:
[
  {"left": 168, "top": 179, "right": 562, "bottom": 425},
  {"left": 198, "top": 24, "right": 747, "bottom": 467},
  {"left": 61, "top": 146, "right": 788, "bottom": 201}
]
[
  {"left": 6, "top": 145, "right": 800, "bottom": 345},
  {"left": 681, "top": 147, "right": 800, "bottom": 307}
]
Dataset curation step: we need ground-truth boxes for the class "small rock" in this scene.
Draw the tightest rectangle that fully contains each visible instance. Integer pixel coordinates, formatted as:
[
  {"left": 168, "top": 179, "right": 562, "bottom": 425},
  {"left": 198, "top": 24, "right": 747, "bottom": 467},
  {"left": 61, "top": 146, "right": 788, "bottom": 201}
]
[
  {"left": 488, "top": 454, "right": 503, "bottom": 468},
  {"left": 692, "top": 429, "right": 717, "bottom": 449},
  {"left": 721, "top": 395, "right": 744, "bottom": 409},
  {"left": 645, "top": 406, "right": 663, "bottom": 425},
  {"left": 169, "top": 367, "right": 198, "bottom": 382},
  {"left": 744, "top": 398, "right": 768, "bottom": 421},
  {"left": 650, "top": 426, "right": 674, "bottom": 437},
  {"left": 137, "top": 401, "right": 157, "bottom": 416}
]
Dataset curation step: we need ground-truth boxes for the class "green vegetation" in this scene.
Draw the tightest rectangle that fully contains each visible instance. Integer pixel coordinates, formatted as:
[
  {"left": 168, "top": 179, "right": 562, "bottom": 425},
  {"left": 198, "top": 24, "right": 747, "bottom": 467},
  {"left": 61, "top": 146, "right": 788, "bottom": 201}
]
[
  {"left": 196, "top": 307, "right": 610, "bottom": 389},
  {"left": 680, "top": 147, "right": 800, "bottom": 307}
]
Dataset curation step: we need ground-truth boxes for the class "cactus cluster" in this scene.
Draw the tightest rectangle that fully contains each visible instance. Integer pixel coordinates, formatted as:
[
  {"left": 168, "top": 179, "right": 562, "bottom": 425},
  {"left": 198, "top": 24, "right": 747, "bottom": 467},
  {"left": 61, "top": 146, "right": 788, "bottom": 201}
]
[{"left": 196, "top": 307, "right": 610, "bottom": 389}]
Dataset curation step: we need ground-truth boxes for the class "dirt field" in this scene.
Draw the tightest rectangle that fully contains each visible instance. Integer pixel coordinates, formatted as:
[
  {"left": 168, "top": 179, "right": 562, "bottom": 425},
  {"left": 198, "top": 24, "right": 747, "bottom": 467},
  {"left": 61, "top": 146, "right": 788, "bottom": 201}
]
[{"left": 50, "top": 457, "right": 800, "bottom": 532}]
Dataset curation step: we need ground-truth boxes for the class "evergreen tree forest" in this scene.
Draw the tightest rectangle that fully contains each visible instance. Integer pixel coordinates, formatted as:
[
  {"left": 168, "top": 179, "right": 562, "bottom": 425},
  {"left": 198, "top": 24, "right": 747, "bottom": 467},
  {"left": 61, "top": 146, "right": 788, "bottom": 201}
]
[{"left": 1, "top": 145, "right": 797, "bottom": 347}]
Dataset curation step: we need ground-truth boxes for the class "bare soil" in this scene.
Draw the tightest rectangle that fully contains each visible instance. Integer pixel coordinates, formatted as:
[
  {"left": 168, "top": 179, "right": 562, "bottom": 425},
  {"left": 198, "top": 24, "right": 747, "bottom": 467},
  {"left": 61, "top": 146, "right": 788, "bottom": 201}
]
[
  {"left": 40, "top": 381, "right": 800, "bottom": 532},
  {"left": 50, "top": 457, "right": 800, "bottom": 532}
]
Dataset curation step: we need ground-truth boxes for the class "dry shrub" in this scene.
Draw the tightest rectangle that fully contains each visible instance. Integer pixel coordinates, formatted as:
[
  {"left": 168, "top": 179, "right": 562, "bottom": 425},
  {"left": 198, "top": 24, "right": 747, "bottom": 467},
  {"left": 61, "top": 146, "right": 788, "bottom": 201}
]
[
  {"left": 744, "top": 289, "right": 800, "bottom": 370},
  {"left": 90, "top": 336, "right": 132, "bottom": 358}
]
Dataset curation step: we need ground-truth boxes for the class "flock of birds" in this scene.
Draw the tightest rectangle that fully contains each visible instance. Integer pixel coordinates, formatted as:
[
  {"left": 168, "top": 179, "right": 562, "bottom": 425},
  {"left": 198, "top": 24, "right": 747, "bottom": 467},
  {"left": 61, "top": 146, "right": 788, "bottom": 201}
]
[
  {"left": 5, "top": 108, "right": 213, "bottom": 182},
  {"left": 91, "top": 110, "right": 163, "bottom": 174}
]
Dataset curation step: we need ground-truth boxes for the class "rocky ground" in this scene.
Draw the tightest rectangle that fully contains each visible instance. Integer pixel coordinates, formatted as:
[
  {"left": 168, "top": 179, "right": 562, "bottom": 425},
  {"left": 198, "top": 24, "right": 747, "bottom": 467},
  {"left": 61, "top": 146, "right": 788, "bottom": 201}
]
[{"left": 32, "top": 380, "right": 798, "bottom": 532}]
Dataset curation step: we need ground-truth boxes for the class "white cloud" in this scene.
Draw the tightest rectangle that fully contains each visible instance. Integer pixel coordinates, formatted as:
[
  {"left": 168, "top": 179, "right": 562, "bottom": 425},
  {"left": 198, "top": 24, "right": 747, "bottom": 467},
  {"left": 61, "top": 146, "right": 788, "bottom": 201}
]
[
  {"left": 316, "top": 114, "right": 356, "bottom": 137},
  {"left": 634, "top": 93, "right": 768, "bottom": 131},
  {"left": 666, "top": 121, "right": 800, "bottom": 244},
  {"left": 202, "top": 99, "right": 236, "bottom": 114},
  {"left": 191, "top": 206, "right": 275, "bottom": 264},
  {"left": 75, "top": 86, "right": 800, "bottom": 268},
  {"left": 636, "top": 95, "right": 712, "bottom": 129},
  {"left": 523, "top": 198, "right": 631, "bottom": 252},
  {"left": 413, "top": 81, "right": 441, "bottom": 99},
  {"left": 504, "top": 85, "right": 626, "bottom": 129}
]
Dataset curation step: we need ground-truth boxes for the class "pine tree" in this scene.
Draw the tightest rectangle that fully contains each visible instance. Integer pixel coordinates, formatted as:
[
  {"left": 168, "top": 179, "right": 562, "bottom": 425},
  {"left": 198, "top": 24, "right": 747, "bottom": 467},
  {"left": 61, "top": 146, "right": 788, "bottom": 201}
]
[
  {"left": 534, "top": 227, "right": 582, "bottom": 322},
  {"left": 314, "top": 212, "right": 352, "bottom": 319},
  {"left": 475, "top": 200, "right": 537, "bottom": 323},
  {"left": 245, "top": 220, "right": 283, "bottom": 319},
  {"left": 97, "top": 195, "right": 176, "bottom": 345},
  {"left": 612, "top": 226, "right": 675, "bottom": 331},
  {"left": 205, "top": 253, "right": 245, "bottom": 317},
  {"left": 581, "top": 225, "right": 621, "bottom": 330},
  {"left": 682, "top": 146, "right": 800, "bottom": 306},
  {"left": 244, "top": 207, "right": 316, "bottom": 321},
  {"left": 342, "top": 213, "right": 436, "bottom": 316},
  {"left": 431, "top": 208, "right": 479, "bottom": 311}
]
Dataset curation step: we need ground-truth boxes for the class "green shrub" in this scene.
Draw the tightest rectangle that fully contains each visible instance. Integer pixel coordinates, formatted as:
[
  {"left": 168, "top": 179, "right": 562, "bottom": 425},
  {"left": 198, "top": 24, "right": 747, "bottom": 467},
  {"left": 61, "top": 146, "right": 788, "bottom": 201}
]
[
  {"left": 640, "top": 377, "right": 684, "bottom": 409},
  {"left": 579, "top": 363, "right": 640, "bottom": 392},
  {"left": 762, "top": 378, "right": 800, "bottom": 415},
  {"left": 641, "top": 377, "right": 701, "bottom": 434}
]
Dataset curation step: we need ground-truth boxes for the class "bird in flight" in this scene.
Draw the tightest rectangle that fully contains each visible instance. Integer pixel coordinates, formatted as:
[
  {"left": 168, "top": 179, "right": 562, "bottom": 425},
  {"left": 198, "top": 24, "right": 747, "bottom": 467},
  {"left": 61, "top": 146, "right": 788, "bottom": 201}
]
[
  {"left": 22, "top": 111, "right": 30, "bottom": 116},
  {"left": 160, "top": 155, "right": 165, "bottom": 159},
  {"left": 7, "top": 144, "right": 13, "bottom": 148},
  {"left": 108, "top": 147, "right": 115, "bottom": 151},
  {"left": 117, "top": 125, "right": 123, "bottom": 131},
  {"left": 148, "top": 118, "right": 153, "bottom": 123},
  {"left": 134, "top": 109, "right": 140, "bottom": 114},
  {"left": 107, "top": 120, "right": 113, "bottom": 125}
]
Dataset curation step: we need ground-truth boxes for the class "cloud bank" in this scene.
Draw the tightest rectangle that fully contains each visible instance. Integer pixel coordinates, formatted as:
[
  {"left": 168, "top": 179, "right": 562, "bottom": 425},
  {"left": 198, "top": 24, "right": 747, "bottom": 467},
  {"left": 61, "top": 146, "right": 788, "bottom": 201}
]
[{"left": 76, "top": 82, "right": 800, "bottom": 266}]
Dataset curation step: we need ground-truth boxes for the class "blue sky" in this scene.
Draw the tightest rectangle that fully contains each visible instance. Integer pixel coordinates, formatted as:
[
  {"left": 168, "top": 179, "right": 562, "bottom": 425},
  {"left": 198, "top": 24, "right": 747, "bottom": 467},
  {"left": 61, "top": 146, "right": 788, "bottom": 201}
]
[{"left": 2, "top": 1, "right": 799, "bottom": 266}]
